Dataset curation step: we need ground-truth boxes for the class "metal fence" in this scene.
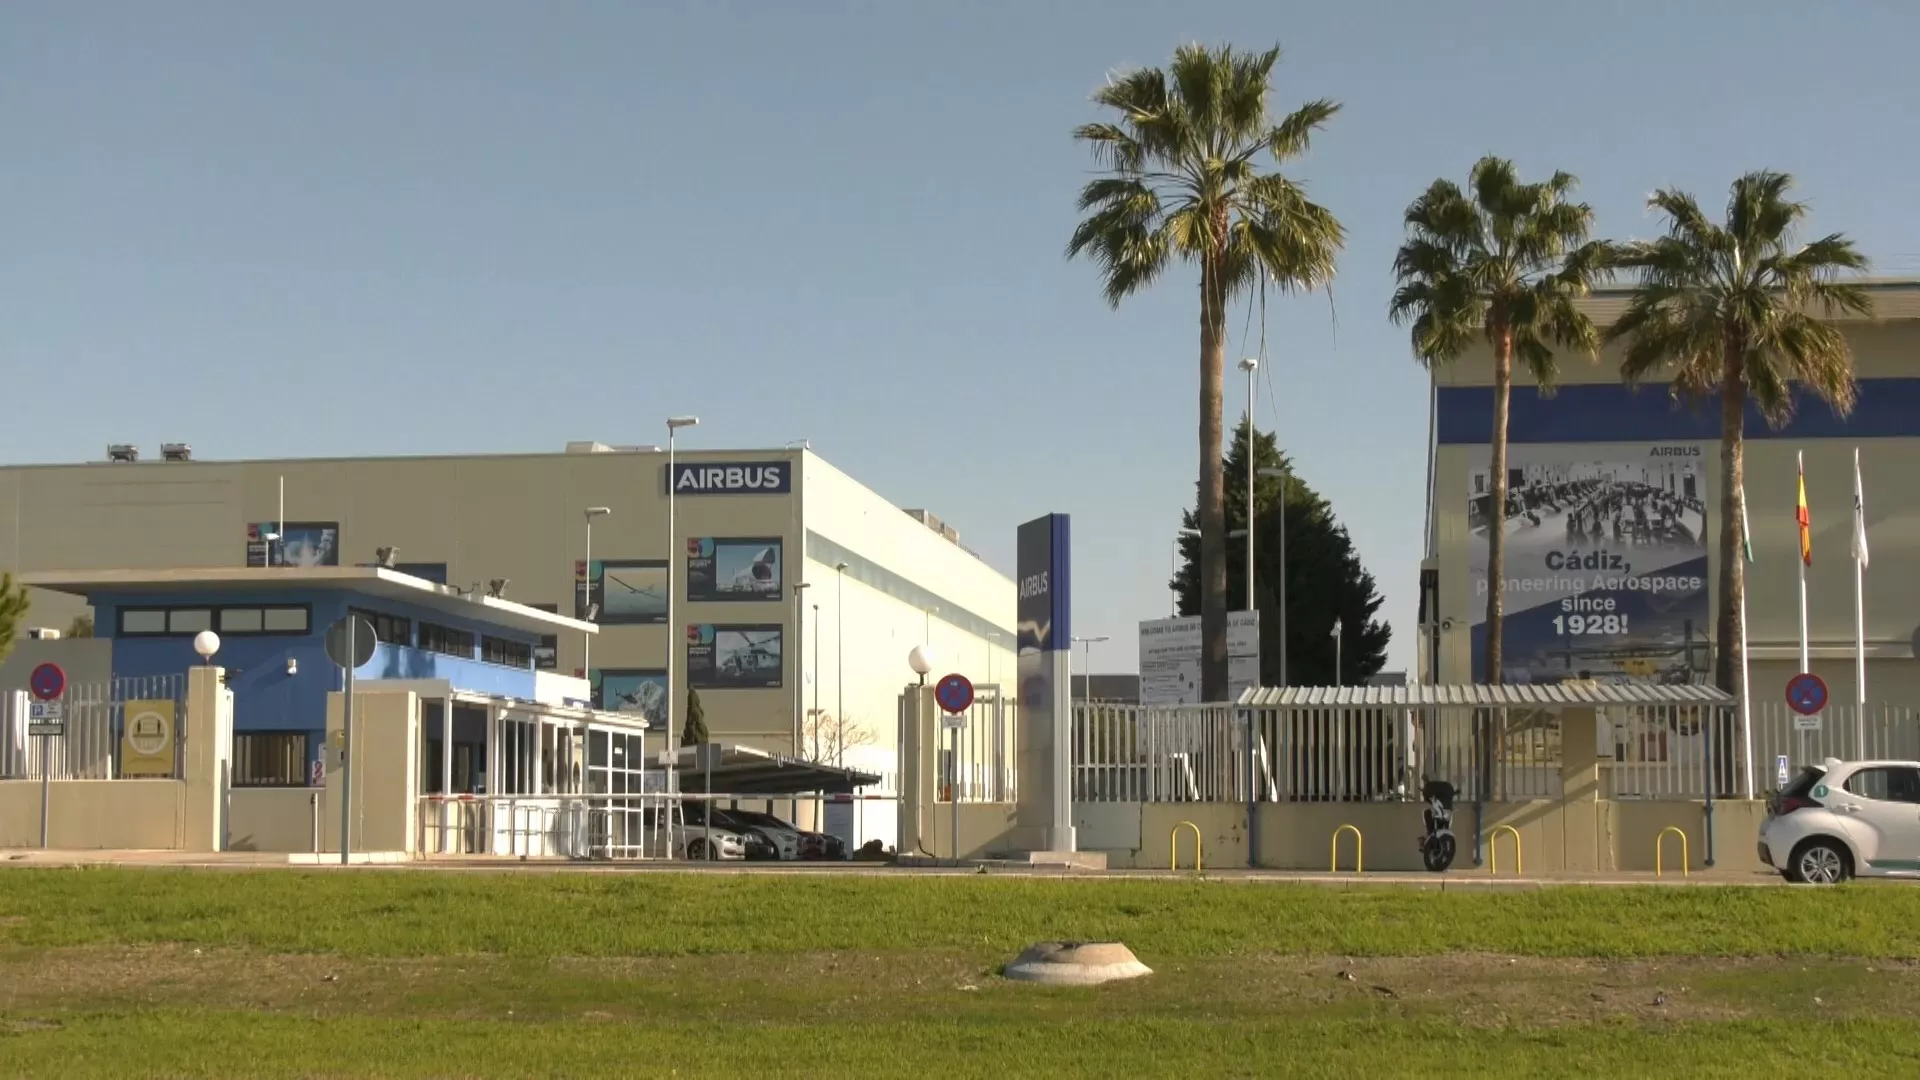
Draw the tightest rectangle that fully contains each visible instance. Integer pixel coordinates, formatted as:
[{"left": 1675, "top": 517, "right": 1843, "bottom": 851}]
[
  {"left": 1, "top": 675, "right": 188, "bottom": 780},
  {"left": 936, "top": 684, "right": 1015, "bottom": 804},
  {"left": 1610, "top": 702, "right": 1920, "bottom": 799}
]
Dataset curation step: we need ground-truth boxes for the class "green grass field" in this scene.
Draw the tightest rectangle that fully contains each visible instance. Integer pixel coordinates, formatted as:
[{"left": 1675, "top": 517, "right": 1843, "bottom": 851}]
[{"left": 2, "top": 869, "right": 1919, "bottom": 1077}]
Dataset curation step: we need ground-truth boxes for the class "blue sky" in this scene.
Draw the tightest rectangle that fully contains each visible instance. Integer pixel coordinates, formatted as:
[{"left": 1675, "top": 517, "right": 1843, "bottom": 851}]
[{"left": 5, "top": 1, "right": 1918, "bottom": 673}]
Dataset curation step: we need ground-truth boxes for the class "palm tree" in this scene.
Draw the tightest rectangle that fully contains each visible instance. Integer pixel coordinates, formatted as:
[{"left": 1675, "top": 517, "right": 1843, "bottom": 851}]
[
  {"left": 1389, "top": 157, "right": 1611, "bottom": 683},
  {"left": 1606, "top": 172, "right": 1871, "bottom": 696},
  {"left": 1068, "top": 43, "right": 1343, "bottom": 700}
]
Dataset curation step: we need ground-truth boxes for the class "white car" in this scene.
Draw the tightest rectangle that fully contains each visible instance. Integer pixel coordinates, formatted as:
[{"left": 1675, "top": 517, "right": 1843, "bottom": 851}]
[{"left": 1759, "top": 758, "right": 1920, "bottom": 884}]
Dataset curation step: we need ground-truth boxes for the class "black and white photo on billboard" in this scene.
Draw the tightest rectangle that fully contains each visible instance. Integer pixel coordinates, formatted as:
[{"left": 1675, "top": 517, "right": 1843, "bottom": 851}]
[
  {"left": 687, "top": 623, "right": 783, "bottom": 689},
  {"left": 593, "top": 668, "right": 669, "bottom": 724},
  {"left": 686, "top": 537, "right": 782, "bottom": 601},
  {"left": 576, "top": 559, "right": 668, "bottom": 625}
]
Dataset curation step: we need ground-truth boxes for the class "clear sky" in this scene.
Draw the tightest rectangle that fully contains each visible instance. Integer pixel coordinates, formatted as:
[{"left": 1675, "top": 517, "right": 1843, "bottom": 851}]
[{"left": 6, "top": 1, "right": 1918, "bottom": 673}]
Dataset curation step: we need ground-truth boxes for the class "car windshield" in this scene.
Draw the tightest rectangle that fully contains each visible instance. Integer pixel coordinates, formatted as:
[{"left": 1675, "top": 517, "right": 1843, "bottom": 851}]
[{"left": 1782, "top": 766, "right": 1826, "bottom": 799}]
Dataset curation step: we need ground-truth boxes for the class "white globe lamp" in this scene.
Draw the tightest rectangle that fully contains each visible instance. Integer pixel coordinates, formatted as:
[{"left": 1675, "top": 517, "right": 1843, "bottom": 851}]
[
  {"left": 192, "top": 630, "right": 222, "bottom": 663},
  {"left": 907, "top": 644, "right": 934, "bottom": 685}
]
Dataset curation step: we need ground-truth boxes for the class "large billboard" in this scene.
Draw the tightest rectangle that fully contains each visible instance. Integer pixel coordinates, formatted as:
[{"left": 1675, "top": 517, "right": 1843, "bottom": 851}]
[
  {"left": 593, "top": 668, "right": 669, "bottom": 725},
  {"left": 1467, "top": 443, "right": 1710, "bottom": 684},
  {"left": 1137, "top": 612, "right": 1261, "bottom": 706},
  {"left": 687, "top": 623, "right": 783, "bottom": 689},
  {"left": 576, "top": 559, "right": 668, "bottom": 625},
  {"left": 686, "top": 537, "right": 782, "bottom": 602},
  {"left": 245, "top": 522, "right": 339, "bottom": 567}
]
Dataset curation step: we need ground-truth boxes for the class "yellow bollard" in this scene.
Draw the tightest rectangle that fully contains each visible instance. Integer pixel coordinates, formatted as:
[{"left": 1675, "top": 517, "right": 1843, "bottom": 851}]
[
  {"left": 1331, "top": 824, "right": 1364, "bottom": 873},
  {"left": 1490, "top": 825, "right": 1522, "bottom": 876},
  {"left": 1656, "top": 826, "right": 1689, "bottom": 879},
  {"left": 1171, "top": 821, "right": 1203, "bottom": 874}
]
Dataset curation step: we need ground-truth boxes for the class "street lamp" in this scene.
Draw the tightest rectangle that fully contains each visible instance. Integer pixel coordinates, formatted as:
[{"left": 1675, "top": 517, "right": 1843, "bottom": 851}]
[
  {"left": 582, "top": 507, "right": 611, "bottom": 679},
  {"left": 1332, "top": 617, "right": 1343, "bottom": 687},
  {"left": 1258, "top": 466, "right": 1289, "bottom": 687},
  {"left": 665, "top": 416, "right": 699, "bottom": 742},
  {"left": 1237, "top": 358, "right": 1258, "bottom": 614},
  {"left": 908, "top": 644, "right": 933, "bottom": 686},
  {"left": 1071, "top": 635, "right": 1109, "bottom": 702},
  {"left": 834, "top": 561, "right": 848, "bottom": 762},
  {"left": 792, "top": 581, "right": 811, "bottom": 757}
]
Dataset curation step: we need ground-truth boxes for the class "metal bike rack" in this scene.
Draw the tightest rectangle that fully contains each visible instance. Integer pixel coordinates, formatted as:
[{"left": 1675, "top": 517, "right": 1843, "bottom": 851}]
[
  {"left": 1171, "top": 821, "right": 1203, "bottom": 874},
  {"left": 1490, "top": 825, "right": 1522, "bottom": 876},
  {"left": 1331, "top": 824, "right": 1364, "bottom": 873},
  {"left": 1656, "top": 826, "right": 1690, "bottom": 879}
]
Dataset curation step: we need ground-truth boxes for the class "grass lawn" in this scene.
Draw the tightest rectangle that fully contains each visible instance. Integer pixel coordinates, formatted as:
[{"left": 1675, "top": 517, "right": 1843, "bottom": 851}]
[{"left": 1, "top": 869, "right": 1918, "bottom": 1077}]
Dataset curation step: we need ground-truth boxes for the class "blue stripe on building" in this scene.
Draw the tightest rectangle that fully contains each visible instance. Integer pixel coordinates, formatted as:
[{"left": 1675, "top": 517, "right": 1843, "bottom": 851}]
[{"left": 1436, "top": 378, "right": 1920, "bottom": 444}]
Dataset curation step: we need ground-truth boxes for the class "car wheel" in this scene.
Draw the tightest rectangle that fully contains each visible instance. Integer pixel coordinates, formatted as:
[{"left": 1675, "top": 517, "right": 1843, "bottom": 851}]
[
  {"left": 1790, "top": 839, "right": 1850, "bottom": 885},
  {"left": 689, "top": 840, "right": 714, "bottom": 861}
]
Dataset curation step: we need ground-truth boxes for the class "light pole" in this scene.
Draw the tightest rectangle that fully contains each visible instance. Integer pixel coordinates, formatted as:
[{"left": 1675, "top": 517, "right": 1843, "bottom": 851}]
[
  {"left": 1071, "top": 635, "right": 1109, "bottom": 701},
  {"left": 665, "top": 416, "right": 699, "bottom": 744},
  {"left": 582, "top": 507, "right": 611, "bottom": 680},
  {"left": 834, "top": 561, "right": 848, "bottom": 762},
  {"left": 1237, "top": 358, "right": 1258, "bottom": 613},
  {"left": 1332, "top": 617, "right": 1343, "bottom": 686},
  {"left": 792, "top": 581, "right": 811, "bottom": 757},
  {"left": 812, "top": 602, "right": 823, "bottom": 762},
  {"left": 1258, "top": 466, "right": 1289, "bottom": 687}
]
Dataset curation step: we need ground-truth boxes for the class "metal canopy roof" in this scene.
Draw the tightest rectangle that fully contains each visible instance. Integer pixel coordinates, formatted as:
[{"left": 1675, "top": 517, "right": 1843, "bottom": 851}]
[
  {"left": 671, "top": 743, "right": 881, "bottom": 796},
  {"left": 1237, "top": 683, "right": 1733, "bottom": 708},
  {"left": 21, "top": 566, "right": 596, "bottom": 637}
]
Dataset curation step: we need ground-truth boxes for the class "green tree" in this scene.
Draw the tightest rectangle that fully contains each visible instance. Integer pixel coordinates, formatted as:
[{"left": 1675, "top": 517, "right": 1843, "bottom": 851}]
[
  {"left": 1388, "top": 157, "right": 1611, "bottom": 682},
  {"left": 1607, "top": 172, "right": 1870, "bottom": 695},
  {"left": 66, "top": 614, "right": 95, "bottom": 639},
  {"left": 1069, "top": 42, "right": 1344, "bottom": 702},
  {"left": 680, "top": 688, "right": 709, "bottom": 747},
  {"left": 0, "top": 574, "right": 29, "bottom": 668},
  {"left": 1174, "top": 420, "right": 1391, "bottom": 686}
]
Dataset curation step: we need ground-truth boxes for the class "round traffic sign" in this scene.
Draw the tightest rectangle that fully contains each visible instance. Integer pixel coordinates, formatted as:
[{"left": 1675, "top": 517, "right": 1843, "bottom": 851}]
[
  {"left": 1786, "top": 672, "right": 1828, "bottom": 717},
  {"left": 28, "top": 663, "right": 65, "bottom": 702},
  {"left": 323, "top": 615, "right": 379, "bottom": 670},
  {"left": 934, "top": 672, "right": 975, "bottom": 714}
]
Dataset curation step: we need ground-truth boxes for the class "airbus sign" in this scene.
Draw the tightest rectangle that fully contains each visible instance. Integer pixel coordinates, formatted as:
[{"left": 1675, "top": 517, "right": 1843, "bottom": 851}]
[{"left": 669, "top": 461, "right": 792, "bottom": 495}]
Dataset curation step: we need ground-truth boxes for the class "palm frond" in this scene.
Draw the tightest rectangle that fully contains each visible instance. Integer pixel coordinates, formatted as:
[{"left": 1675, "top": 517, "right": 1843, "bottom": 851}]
[{"left": 1268, "top": 99, "right": 1340, "bottom": 160}]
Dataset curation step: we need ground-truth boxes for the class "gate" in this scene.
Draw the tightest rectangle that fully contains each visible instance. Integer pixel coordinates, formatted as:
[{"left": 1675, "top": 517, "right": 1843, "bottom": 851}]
[{"left": 937, "top": 683, "right": 1014, "bottom": 804}]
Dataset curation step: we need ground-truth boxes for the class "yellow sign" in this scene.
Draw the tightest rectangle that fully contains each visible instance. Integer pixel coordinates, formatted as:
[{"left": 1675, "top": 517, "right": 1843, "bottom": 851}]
[{"left": 121, "top": 700, "right": 176, "bottom": 777}]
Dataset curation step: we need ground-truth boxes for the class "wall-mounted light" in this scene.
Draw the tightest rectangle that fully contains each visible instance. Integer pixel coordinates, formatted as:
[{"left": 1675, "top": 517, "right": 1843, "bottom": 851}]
[{"left": 286, "top": 657, "right": 298, "bottom": 676}]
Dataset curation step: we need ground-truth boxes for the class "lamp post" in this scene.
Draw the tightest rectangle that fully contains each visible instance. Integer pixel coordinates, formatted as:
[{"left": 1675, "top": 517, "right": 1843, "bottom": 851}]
[
  {"left": 582, "top": 507, "right": 611, "bottom": 680},
  {"left": 812, "top": 602, "right": 823, "bottom": 762},
  {"left": 665, "top": 416, "right": 699, "bottom": 744},
  {"left": 1258, "top": 466, "right": 1289, "bottom": 687},
  {"left": 792, "top": 581, "right": 811, "bottom": 757},
  {"left": 1332, "top": 617, "right": 1343, "bottom": 686},
  {"left": 1237, "top": 358, "right": 1258, "bottom": 613},
  {"left": 1071, "top": 635, "right": 1109, "bottom": 702},
  {"left": 834, "top": 561, "right": 848, "bottom": 762}
]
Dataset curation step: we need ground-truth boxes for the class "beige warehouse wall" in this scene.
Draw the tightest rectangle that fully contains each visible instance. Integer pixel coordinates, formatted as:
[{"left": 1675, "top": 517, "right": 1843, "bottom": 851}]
[{"left": 229, "top": 787, "right": 323, "bottom": 853}]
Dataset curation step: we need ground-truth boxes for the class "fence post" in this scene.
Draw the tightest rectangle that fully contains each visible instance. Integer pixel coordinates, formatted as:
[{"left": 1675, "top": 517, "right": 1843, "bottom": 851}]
[
  {"left": 310, "top": 791, "right": 320, "bottom": 853},
  {"left": 1244, "top": 706, "right": 1259, "bottom": 869}
]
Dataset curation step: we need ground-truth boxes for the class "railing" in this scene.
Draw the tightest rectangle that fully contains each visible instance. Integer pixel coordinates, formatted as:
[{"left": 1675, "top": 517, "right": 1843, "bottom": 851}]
[
  {"left": 1, "top": 675, "right": 188, "bottom": 780},
  {"left": 1607, "top": 702, "right": 1920, "bottom": 799},
  {"left": 938, "top": 687, "right": 1015, "bottom": 804},
  {"left": 416, "top": 793, "right": 683, "bottom": 859}
]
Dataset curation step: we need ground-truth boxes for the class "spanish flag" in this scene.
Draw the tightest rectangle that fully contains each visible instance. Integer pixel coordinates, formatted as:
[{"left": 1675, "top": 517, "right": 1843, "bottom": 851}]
[{"left": 1796, "top": 454, "right": 1812, "bottom": 566}]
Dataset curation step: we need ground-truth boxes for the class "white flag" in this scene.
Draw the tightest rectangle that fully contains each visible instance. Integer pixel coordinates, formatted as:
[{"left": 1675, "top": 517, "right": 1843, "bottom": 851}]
[{"left": 1853, "top": 447, "right": 1869, "bottom": 569}]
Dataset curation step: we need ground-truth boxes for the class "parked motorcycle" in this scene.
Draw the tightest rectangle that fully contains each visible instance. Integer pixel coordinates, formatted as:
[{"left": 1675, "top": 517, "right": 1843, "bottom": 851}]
[{"left": 1418, "top": 780, "right": 1457, "bottom": 872}]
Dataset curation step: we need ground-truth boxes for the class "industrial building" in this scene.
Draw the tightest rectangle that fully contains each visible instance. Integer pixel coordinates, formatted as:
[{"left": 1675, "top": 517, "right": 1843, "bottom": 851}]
[
  {"left": 0, "top": 442, "right": 1017, "bottom": 796},
  {"left": 1419, "top": 277, "right": 1920, "bottom": 708}
]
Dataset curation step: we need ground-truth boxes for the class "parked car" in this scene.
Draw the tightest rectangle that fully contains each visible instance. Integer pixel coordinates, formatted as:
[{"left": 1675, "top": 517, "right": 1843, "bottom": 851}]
[
  {"left": 657, "top": 804, "right": 751, "bottom": 861},
  {"left": 691, "top": 803, "right": 794, "bottom": 861},
  {"left": 724, "top": 809, "right": 848, "bottom": 861},
  {"left": 1759, "top": 758, "right": 1920, "bottom": 884}
]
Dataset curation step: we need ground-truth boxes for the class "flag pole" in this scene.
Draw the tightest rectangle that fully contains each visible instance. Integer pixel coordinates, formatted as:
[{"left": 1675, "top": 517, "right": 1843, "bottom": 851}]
[
  {"left": 1797, "top": 450, "right": 1810, "bottom": 678},
  {"left": 1738, "top": 482, "right": 1754, "bottom": 799},
  {"left": 1853, "top": 447, "right": 1868, "bottom": 757}
]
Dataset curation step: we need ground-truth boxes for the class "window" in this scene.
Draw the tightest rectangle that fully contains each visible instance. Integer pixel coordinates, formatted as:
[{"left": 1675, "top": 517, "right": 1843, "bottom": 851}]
[
  {"left": 349, "top": 607, "right": 412, "bottom": 646},
  {"left": 167, "top": 608, "right": 213, "bottom": 633},
  {"left": 219, "top": 608, "right": 264, "bottom": 633},
  {"left": 1845, "top": 767, "right": 1920, "bottom": 804},
  {"left": 119, "top": 609, "right": 168, "bottom": 635},
  {"left": 233, "top": 733, "right": 310, "bottom": 787},
  {"left": 481, "top": 635, "right": 533, "bottom": 668},
  {"left": 261, "top": 606, "right": 308, "bottom": 633},
  {"left": 418, "top": 621, "right": 475, "bottom": 658}
]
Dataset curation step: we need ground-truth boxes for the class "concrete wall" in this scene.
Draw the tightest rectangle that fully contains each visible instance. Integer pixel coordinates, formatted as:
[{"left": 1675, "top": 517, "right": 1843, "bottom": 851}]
[
  {"left": 229, "top": 787, "right": 322, "bottom": 853},
  {"left": 0, "top": 779, "right": 183, "bottom": 848},
  {"left": 321, "top": 688, "right": 418, "bottom": 855}
]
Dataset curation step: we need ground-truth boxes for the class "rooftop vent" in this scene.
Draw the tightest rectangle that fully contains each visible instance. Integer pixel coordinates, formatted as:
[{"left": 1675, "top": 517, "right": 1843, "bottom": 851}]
[
  {"left": 565, "top": 441, "right": 615, "bottom": 454},
  {"left": 107, "top": 444, "right": 139, "bottom": 463},
  {"left": 904, "top": 508, "right": 961, "bottom": 546},
  {"left": 160, "top": 442, "right": 192, "bottom": 462}
]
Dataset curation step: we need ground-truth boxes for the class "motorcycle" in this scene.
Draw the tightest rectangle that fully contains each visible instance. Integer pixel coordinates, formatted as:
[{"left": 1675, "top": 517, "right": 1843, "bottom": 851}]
[{"left": 1418, "top": 780, "right": 1457, "bottom": 872}]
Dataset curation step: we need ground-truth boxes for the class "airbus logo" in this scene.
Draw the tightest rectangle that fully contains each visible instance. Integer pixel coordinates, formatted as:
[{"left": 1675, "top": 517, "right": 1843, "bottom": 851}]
[
  {"left": 1019, "top": 571, "right": 1050, "bottom": 599},
  {"left": 670, "top": 462, "right": 792, "bottom": 495},
  {"left": 1648, "top": 446, "right": 1701, "bottom": 458}
]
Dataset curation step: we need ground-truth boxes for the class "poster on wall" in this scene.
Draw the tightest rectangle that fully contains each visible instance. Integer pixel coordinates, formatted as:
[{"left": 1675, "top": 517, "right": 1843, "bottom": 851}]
[
  {"left": 687, "top": 623, "right": 783, "bottom": 689},
  {"left": 575, "top": 559, "right": 668, "bottom": 625},
  {"left": 530, "top": 603, "right": 561, "bottom": 670},
  {"left": 1137, "top": 612, "right": 1261, "bottom": 706},
  {"left": 246, "top": 522, "right": 340, "bottom": 568},
  {"left": 686, "top": 537, "right": 782, "bottom": 601},
  {"left": 593, "top": 668, "right": 669, "bottom": 725},
  {"left": 1467, "top": 443, "right": 1710, "bottom": 685}
]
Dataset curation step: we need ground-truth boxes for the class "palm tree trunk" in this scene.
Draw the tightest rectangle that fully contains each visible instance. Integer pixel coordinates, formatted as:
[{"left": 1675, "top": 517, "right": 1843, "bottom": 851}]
[
  {"left": 1482, "top": 331, "right": 1512, "bottom": 684},
  {"left": 1198, "top": 253, "right": 1229, "bottom": 701},
  {"left": 1715, "top": 353, "right": 1746, "bottom": 696}
]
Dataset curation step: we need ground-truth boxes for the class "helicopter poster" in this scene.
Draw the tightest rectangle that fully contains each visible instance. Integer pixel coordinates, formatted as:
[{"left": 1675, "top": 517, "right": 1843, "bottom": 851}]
[
  {"left": 593, "top": 668, "right": 669, "bottom": 725},
  {"left": 685, "top": 537, "right": 783, "bottom": 602},
  {"left": 687, "top": 623, "right": 784, "bottom": 689}
]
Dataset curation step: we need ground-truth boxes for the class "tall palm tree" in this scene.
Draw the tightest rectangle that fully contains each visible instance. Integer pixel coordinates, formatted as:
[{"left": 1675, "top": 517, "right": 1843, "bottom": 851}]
[
  {"left": 1068, "top": 43, "right": 1343, "bottom": 700},
  {"left": 1606, "top": 172, "right": 1871, "bottom": 696},
  {"left": 1388, "top": 157, "right": 1611, "bottom": 683}
]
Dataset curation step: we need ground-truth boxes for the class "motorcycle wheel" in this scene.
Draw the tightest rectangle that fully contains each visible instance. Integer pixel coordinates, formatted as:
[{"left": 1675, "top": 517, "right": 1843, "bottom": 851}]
[{"left": 1421, "top": 834, "right": 1456, "bottom": 873}]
